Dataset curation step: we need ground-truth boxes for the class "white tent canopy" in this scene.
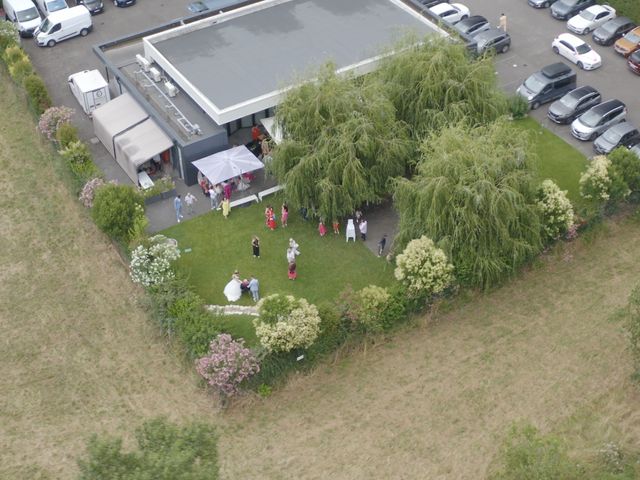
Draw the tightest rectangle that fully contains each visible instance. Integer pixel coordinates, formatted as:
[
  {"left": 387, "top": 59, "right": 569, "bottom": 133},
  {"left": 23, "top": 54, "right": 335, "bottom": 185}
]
[
  {"left": 260, "top": 116, "right": 283, "bottom": 145},
  {"left": 192, "top": 145, "right": 264, "bottom": 185},
  {"left": 92, "top": 93, "right": 147, "bottom": 158}
]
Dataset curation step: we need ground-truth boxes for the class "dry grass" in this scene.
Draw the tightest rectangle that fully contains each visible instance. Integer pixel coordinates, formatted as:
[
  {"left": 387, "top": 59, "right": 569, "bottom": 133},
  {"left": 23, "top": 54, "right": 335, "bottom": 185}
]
[{"left": 2, "top": 67, "right": 640, "bottom": 480}]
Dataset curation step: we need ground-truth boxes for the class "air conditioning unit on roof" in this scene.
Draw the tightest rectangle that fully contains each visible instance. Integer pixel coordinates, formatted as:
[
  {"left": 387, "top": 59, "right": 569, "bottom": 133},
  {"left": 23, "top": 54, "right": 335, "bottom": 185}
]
[
  {"left": 164, "top": 81, "right": 178, "bottom": 98},
  {"left": 136, "top": 54, "right": 151, "bottom": 72},
  {"left": 149, "top": 67, "right": 161, "bottom": 82}
]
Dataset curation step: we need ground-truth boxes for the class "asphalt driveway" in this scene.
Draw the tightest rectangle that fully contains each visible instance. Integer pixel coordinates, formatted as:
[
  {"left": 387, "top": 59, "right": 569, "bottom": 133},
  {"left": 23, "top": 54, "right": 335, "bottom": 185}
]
[{"left": 460, "top": 0, "right": 639, "bottom": 157}]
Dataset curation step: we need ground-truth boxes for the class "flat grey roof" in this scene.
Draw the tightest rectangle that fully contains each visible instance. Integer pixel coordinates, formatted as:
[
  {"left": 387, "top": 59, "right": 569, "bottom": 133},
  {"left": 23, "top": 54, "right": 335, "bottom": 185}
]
[{"left": 144, "top": 0, "right": 445, "bottom": 124}]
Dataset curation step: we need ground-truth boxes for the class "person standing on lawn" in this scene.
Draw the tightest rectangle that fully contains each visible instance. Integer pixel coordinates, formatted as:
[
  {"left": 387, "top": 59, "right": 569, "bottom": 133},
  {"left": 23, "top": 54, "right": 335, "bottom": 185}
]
[
  {"left": 286, "top": 247, "right": 296, "bottom": 264},
  {"left": 332, "top": 219, "right": 340, "bottom": 235},
  {"left": 281, "top": 203, "right": 289, "bottom": 228},
  {"left": 248, "top": 276, "right": 260, "bottom": 302},
  {"left": 222, "top": 198, "right": 230, "bottom": 219},
  {"left": 184, "top": 192, "right": 197, "bottom": 215},
  {"left": 358, "top": 218, "right": 368, "bottom": 241},
  {"left": 252, "top": 236, "right": 260, "bottom": 258},
  {"left": 174, "top": 194, "right": 183, "bottom": 223},
  {"left": 318, "top": 220, "right": 327, "bottom": 237},
  {"left": 288, "top": 261, "right": 297, "bottom": 280}
]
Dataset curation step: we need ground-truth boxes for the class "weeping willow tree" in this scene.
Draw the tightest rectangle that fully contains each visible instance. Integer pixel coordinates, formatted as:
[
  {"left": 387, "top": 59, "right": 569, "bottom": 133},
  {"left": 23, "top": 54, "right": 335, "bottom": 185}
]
[
  {"left": 376, "top": 37, "right": 508, "bottom": 139},
  {"left": 272, "top": 64, "right": 412, "bottom": 221},
  {"left": 394, "top": 120, "right": 542, "bottom": 289}
]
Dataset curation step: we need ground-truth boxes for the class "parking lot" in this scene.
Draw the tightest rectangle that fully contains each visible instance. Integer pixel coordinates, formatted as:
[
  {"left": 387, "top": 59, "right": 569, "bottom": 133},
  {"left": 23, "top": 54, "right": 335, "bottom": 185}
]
[{"left": 461, "top": 0, "right": 639, "bottom": 157}]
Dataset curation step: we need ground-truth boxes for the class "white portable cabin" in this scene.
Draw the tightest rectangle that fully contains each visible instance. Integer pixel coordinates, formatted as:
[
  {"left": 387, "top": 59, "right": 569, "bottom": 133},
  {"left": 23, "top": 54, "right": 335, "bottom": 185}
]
[{"left": 67, "top": 69, "right": 110, "bottom": 115}]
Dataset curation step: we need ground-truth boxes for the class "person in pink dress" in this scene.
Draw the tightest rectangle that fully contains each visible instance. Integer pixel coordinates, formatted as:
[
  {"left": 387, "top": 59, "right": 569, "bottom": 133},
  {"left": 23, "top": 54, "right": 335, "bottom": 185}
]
[
  {"left": 281, "top": 203, "right": 289, "bottom": 228},
  {"left": 264, "top": 205, "right": 273, "bottom": 227},
  {"left": 318, "top": 220, "right": 327, "bottom": 237},
  {"left": 223, "top": 181, "right": 232, "bottom": 200}
]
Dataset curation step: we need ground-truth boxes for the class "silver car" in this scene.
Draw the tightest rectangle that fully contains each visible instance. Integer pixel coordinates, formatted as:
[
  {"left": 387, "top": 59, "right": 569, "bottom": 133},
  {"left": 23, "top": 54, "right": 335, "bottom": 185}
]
[
  {"left": 593, "top": 122, "right": 640, "bottom": 154},
  {"left": 571, "top": 99, "right": 627, "bottom": 141},
  {"left": 475, "top": 28, "right": 511, "bottom": 55}
]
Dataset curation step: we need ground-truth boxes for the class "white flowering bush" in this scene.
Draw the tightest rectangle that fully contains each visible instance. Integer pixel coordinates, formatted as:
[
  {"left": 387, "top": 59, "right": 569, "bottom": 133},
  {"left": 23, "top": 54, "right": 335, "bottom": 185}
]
[
  {"left": 254, "top": 294, "right": 321, "bottom": 353},
  {"left": 355, "top": 285, "right": 391, "bottom": 334},
  {"left": 394, "top": 236, "right": 454, "bottom": 298},
  {"left": 579, "top": 155, "right": 629, "bottom": 208},
  {"left": 536, "top": 179, "right": 574, "bottom": 242},
  {"left": 130, "top": 235, "right": 180, "bottom": 287}
]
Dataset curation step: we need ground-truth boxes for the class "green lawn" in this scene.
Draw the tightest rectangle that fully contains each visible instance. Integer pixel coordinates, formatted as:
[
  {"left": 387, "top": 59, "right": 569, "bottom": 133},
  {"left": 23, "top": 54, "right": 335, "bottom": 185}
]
[
  {"left": 162, "top": 197, "right": 395, "bottom": 309},
  {"left": 515, "top": 117, "right": 588, "bottom": 204}
]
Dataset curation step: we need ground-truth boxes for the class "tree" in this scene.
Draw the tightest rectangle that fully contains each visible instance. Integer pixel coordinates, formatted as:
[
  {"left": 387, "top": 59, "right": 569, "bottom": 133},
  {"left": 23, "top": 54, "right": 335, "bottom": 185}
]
[
  {"left": 579, "top": 155, "right": 629, "bottom": 212},
  {"left": 272, "top": 64, "right": 412, "bottom": 220},
  {"left": 376, "top": 37, "right": 508, "bottom": 140},
  {"left": 394, "top": 120, "right": 541, "bottom": 289},
  {"left": 77, "top": 418, "right": 219, "bottom": 480},
  {"left": 91, "top": 184, "right": 144, "bottom": 242},
  {"left": 536, "top": 179, "right": 574, "bottom": 243},
  {"left": 609, "top": 147, "right": 640, "bottom": 197}
]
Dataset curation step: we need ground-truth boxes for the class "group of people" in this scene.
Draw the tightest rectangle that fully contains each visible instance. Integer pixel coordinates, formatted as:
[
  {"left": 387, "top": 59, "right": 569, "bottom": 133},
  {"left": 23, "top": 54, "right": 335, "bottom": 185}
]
[
  {"left": 264, "top": 203, "right": 289, "bottom": 230},
  {"left": 223, "top": 271, "right": 260, "bottom": 302}
]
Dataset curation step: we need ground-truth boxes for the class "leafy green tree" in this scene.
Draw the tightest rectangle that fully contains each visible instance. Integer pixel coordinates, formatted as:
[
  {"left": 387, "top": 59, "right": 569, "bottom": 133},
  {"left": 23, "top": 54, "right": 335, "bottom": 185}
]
[
  {"left": 77, "top": 418, "right": 219, "bottom": 480},
  {"left": 272, "top": 64, "right": 412, "bottom": 220},
  {"left": 376, "top": 37, "right": 508, "bottom": 140},
  {"left": 91, "top": 184, "right": 143, "bottom": 242},
  {"left": 394, "top": 120, "right": 541, "bottom": 289},
  {"left": 609, "top": 147, "right": 640, "bottom": 196}
]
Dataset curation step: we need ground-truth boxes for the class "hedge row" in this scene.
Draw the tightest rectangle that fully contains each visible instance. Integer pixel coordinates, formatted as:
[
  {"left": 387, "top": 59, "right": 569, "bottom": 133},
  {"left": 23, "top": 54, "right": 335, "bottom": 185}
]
[{"left": 608, "top": 0, "right": 640, "bottom": 24}]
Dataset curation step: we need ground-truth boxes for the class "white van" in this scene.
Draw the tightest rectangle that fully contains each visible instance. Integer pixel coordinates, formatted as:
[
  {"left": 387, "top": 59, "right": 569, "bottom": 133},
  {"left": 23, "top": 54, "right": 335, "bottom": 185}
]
[
  {"left": 68, "top": 70, "right": 111, "bottom": 115},
  {"left": 35, "top": 0, "right": 68, "bottom": 16},
  {"left": 35, "top": 6, "right": 91, "bottom": 47},
  {"left": 3, "top": 0, "right": 42, "bottom": 37}
]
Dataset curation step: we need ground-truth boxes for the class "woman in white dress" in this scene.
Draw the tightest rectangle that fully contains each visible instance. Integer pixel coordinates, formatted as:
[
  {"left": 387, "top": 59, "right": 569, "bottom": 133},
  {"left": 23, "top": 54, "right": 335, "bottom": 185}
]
[{"left": 223, "top": 271, "right": 242, "bottom": 302}]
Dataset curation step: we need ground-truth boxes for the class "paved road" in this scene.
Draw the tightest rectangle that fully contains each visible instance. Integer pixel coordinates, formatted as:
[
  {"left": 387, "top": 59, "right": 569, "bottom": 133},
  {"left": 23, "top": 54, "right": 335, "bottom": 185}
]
[{"left": 460, "top": 0, "right": 639, "bottom": 157}]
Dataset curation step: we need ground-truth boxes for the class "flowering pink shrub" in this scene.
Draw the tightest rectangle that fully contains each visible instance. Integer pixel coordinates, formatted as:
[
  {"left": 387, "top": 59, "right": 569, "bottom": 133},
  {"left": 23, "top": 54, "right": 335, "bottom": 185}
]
[
  {"left": 37, "top": 106, "right": 74, "bottom": 141},
  {"left": 79, "top": 177, "right": 115, "bottom": 208},
  {"left": 195, "top": 334, "right": 260, "bottom": 397}
]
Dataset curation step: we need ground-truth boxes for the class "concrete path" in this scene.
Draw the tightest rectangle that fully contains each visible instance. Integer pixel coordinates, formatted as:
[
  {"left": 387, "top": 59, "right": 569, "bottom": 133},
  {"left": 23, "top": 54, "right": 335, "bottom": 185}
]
[{"left": 207, "top": 305, "right": 259, "bottom": 316}]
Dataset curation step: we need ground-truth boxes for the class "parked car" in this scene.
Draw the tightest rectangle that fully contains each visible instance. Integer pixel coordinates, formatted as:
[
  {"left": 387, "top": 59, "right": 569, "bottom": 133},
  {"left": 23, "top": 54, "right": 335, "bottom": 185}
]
[
  {"left": 614, "top": 26, "right": 640, "bottom": 57},
  {"left": 429, "top": 2, "right": 470, "bottom": 25},
  {"left": 517, "top": 62, "right": 577, "bottom": 110},
  {"left": 113, "top": 0, "right": 135, "bottom": 7},
  {"left": 592, "top": 16, "right": 636, "bottom": 46},
  {"left": 547, "top": 85, "right": 601, "bottom": 124},
  {"left": 593, "top": 122, "right": 640, "bottom": 154},
  {"left": 551, "top": 0, "right": 596, "bottom": 21},
  {"left": 3, "top": 0, "right": 42, "bottom": 37},
  {"left": 75, "top": 0, "right": 103, "bottom": 15},
  {"left": 187, "top": 0, "right": 246, "bottom": 14},
  {"left": 567, "top": 4, "right": 615, "bottom": 35},
  {"left": 35, "top": 0, "right": 69, "bottom": 16},
  {"left": 416, "top": 0, "right": 450, "bottom": 7},
  {"left": 454, "top": 15, "right": 490, "bottom": 37},
  {"left": 528, "top": 0, "right": 560, "bottom": 8},
  {"left": 34, "top": 5, "right": 91, "bottom": 47},
  {"left": 475, "top": 28, "right": 511, "bottom": 55},
  {"left": 571, "top": 99, "right": 627, "bottom": 141},
  {"left": 628, "top": 50, "right": 640, "bottom": 75},
  {"left": 552, "top": 33, "right": 601, "bottom": 70}
]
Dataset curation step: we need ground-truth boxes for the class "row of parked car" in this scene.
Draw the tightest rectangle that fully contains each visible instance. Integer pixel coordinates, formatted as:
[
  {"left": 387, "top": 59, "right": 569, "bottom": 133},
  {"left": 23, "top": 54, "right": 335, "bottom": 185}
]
[{"left": 529, "top": 1, "right": 640, "bottom": 75}]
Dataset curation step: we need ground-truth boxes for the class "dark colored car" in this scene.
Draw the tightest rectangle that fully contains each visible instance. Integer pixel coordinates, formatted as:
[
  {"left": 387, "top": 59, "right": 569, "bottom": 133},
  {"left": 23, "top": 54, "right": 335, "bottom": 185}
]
[
  {"left": 76, "top": 0, "right": 103, "bottom": 14},
  {"left": 629, "top": 50, "right": 640, "bottom": 75},
  {"left": 475, "top": 28, "right": 511, "bottom": 55},
  {"left": 529, "top": 0, "right": 559, "bottom": 8},
  {"left": 547, "top": 85, "right": 601, "bottom": 124},
  {"left": 187, "top": 0, "right": 246, "bottom": 13},
  {"left": 550, "top": 0, "right": 595, "bottom": 21},
  {"left": 517, "top": 62, "right": 577, "bottom": 109},
  {"left": 113, "top": 0, "right": 135, "bottom": 7},
  {"left": 593, "top": 122, "right": 640, "bottom": 154},
  {"left": 455, "top": 15, "right": 490, "bottom": 37},
  {"left": 592, "top": 17, "right": 636, "bottom": 46}
]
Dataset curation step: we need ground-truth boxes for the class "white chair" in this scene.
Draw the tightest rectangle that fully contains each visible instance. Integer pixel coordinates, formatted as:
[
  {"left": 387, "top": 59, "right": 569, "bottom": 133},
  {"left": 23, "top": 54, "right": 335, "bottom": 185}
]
[{"left": 346, "top": 219, "right": 356, "bottom": 242}]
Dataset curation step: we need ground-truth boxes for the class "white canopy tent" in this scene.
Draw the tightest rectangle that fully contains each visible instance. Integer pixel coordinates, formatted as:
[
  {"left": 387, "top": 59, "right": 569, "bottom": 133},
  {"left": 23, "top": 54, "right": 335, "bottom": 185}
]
[
  {"left": 192, "top": 145, "right": 264, "bottom": 185},
  {"left": 260, "top": 117, "right": 283, "bottom": 145}
]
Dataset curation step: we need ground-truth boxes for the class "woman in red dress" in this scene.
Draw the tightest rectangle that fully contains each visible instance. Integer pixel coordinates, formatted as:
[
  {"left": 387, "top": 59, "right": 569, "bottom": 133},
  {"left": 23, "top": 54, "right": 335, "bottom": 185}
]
[
  {"left": 288, "top": 261, "right": 297, "bottom": 280},
  {"left": 267, "top": 213, "right": 277, "bottom": 231}
]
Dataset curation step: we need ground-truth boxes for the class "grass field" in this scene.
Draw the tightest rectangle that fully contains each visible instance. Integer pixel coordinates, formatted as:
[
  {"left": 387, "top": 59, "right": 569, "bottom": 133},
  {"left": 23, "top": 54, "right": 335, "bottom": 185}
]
[
  {"left": 162, "top": 201, "right": 396, "bottom": 306},
  {"left": 3, "top": 65, "right": 640, "bottom": 480},
  {"left": 515, "top": 117, "right": 588, "bottom": 203}
]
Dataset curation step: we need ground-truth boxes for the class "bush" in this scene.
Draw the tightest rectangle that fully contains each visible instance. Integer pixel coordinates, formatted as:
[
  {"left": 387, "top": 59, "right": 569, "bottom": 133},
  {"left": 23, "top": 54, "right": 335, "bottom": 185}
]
[
  {"left": 579, "top": 155, "right": 629, "bottom": 211},
  {"left": 195, "top": 334, "right": 260, "bottom": 398},
  {"left": 607, "top": 0, "right": 640, "bottom": 23},
  {"left": 626, "top": 285, "right": 640, "bottom": 378},
  {"left": 23, "top": 74, "right": 52, "bottom": 114},
  {"left": 254, "top": 294, "right": 321, "bottom": 353},
  {"left": 146, "top": 276, "right": 193, "bottom": 333},
  {"left": 55, "top": 122, "right": 79, "bottom": 148},
  {"left": 508, "top": 94, "right": 529, "bottom": 119},
  {"left": 91, "top": 184, "right": 144, "bottom": 242},
  {"left": 37, "top": 106, "right": 75, "bottom": 141},
  {"left": 536, "top": 179, "right": 574, "bottom": 243},
  {"left": 8, "top": 56, "right": 33, "bottom": 84},
  {"left": 170, "top": 292, "right": 220, "bottom": 358},
  {"left": 0, "top": 20, "right": 19, "bottom": 52},
  {"left": 129, "top": 235, "right": 180, "bottom": 287},
  {"left": 59, "top": 140, "right": 95, "bottom": 179},
  {"left": 610, "top": 147, "right": 640, "bottom": 198},
  {"left": 77, "top": 417, "right": 219, "bottom": 480},
  {"left": 2, "top": 44, "right": 26, "bottom": 65},
  {"left": 79, "top": 177, "right": 109, "bottom": 208},
  {"left": 394, "top": 236, "right": 454, "bottom": 300}
]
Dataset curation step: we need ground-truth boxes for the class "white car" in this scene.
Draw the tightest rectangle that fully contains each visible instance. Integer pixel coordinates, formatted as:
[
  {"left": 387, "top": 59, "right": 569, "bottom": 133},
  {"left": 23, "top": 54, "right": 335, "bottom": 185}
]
[
  {"left": 567, "top": 5, "right": 616, "bottom": 35},
  {"left": 429, "top": 2, "right": 470, "bottom": 25},
  {"left": 552, "top": 33, "right": 602, "bottom": 70}
]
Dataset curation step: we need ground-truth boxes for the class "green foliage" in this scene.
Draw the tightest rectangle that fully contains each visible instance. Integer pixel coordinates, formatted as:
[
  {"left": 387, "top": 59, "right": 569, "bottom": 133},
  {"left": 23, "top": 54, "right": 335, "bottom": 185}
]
[
  {"left": 59, "top": 140, "right": 101, "bottom": 184},
  {"left": 56, "top": 122, "right": 79, "bottom": 148},
  {"left": 579, "top": 155, "right": 629, "bottom": 214},
  {"left": 169, "top": 291, "right": 220, "bottom": 358},
  {"left": 91, "top": 184, "right": 144, "bottom": 242},
  {"left": 626, "top": 285, "right": 640, "bottom": 378},
  {"left": 607, "top": 0, "right": 640, "bottom": 23},
  {"left": 273, "top": 64, "right": 412, "bottom": 220},
  {"left": 0, "top": 20, "right": 19, "bottom": 53},
  {"left": 376, "top": 37, "right": 508, "bottom": 140},
  {"left": 128, "top": 205, "right": 149, "bottom": 248},
  {"left": 77, "top": 417, "right": 219, "bottom": 480},
  {"left": 536, "top": 179, "right": 574, "bottom": 243},
  {"left": 394, "top": 119, "right": 542, "bottom": 289},
  {"left": 508, "top": 94, "right": 529, "bottom": 120},
  {"left": 146, "top": 276, "right": 193, "bottom": 333},
  {"left": 23, "top": 74, "right": 52, "bottom": 114},
  {"left": 609, "top": 147, "right": 640, "bottom": 198},
  {"left": 2, "top": 44, "right": 25, "bottom": 65},
  {"left": 8, "top": 56, "right": 33, "bottom": 84},
  {"left": 141, "top": 175, "right": 175, "bottom": 199}
]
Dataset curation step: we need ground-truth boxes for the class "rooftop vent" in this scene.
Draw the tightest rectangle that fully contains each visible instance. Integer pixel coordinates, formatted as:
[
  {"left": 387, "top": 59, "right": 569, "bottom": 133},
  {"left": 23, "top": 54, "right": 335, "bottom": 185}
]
[
  {"left": 164, "top": 81, "right": 178, "bottom": 98},
  {"left": 136, "top": 54, "right": 151, "bottom": 72},
  {"left": 149, "top": 67, "right": 161, "bottom": 82}
]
